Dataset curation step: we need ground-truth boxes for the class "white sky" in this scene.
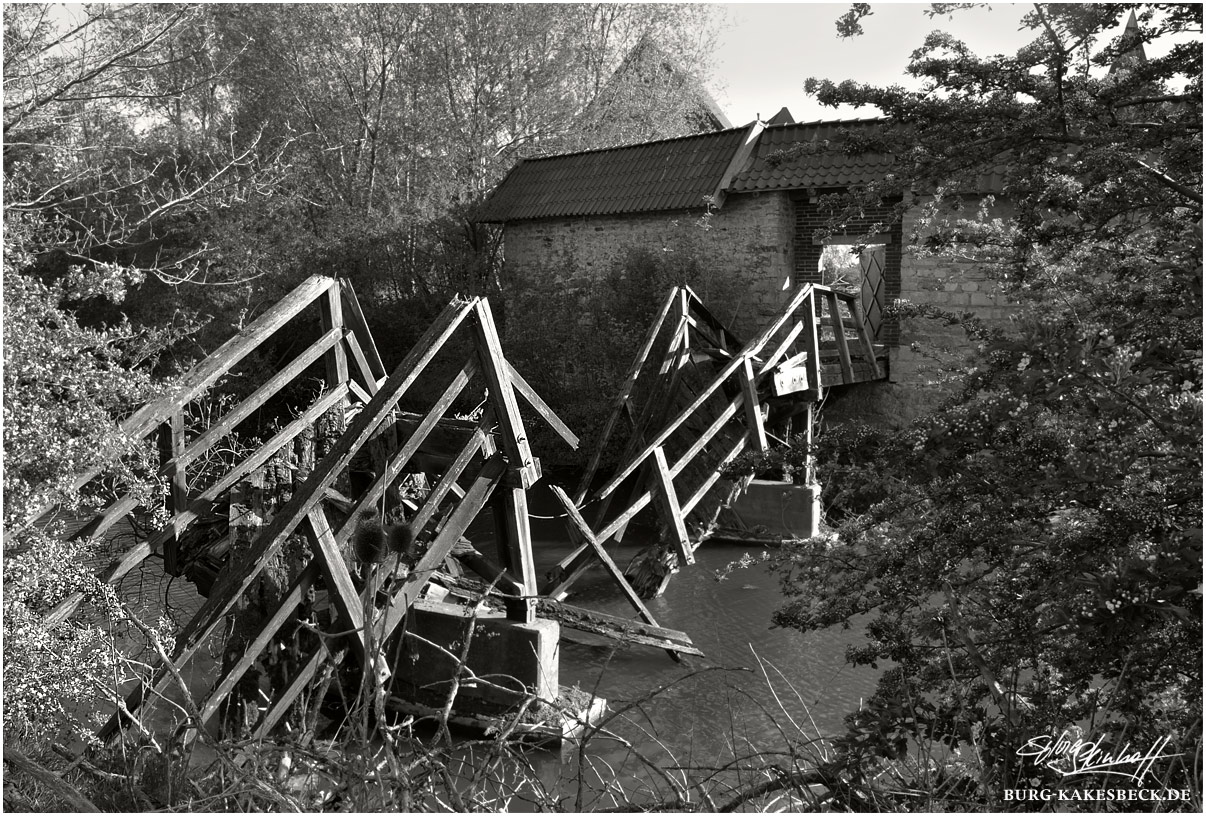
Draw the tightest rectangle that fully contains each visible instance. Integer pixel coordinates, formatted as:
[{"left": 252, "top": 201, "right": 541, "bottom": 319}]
[{"left": 711, "top": 2, "right": 1036, "bottom": 124}]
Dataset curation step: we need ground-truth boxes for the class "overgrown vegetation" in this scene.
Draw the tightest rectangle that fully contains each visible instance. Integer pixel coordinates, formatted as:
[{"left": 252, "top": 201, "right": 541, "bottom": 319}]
[{"left": 728, "top": 3, "right": 1203, "bottom": 809}]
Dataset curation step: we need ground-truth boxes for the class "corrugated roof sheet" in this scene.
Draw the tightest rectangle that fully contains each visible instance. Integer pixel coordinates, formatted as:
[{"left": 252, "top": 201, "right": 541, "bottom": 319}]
[
  {"left": 475, "top": 127, "right": 750, "bottom": 223},
  {"left": 728, "top": 119, "right": 895, "bottom": 193}
]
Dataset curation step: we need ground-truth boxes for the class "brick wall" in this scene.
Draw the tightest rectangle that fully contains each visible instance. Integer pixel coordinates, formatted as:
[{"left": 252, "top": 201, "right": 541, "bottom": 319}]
[
  {"left": 502, "top": 192, "right": 796, "bottom": 337},
  {"left": 501, "top": 191, "right": 1018, "bottom": 428},
  {"left": 822, "top": 195, "right": 1019, "bottom": 424}
]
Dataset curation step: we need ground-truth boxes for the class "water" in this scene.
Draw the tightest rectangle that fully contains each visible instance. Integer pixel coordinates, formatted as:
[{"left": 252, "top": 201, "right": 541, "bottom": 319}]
[{"left": 461, "top": 489, "right": 882, "bottom": 808}]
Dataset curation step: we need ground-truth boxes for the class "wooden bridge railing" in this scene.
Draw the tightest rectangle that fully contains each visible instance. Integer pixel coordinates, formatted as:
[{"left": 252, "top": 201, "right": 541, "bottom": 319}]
[
  {"left": 548, "top": 282, "right": 884, "bottom": 601},
  {"left": 39, "top": 276, "right": 389, "bottom": 627}
]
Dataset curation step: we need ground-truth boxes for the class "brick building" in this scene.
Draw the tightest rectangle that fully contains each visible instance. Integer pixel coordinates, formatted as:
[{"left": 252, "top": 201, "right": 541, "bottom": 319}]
[{"left": 475, "top": 111, "right": 1016, "bottom": 424}]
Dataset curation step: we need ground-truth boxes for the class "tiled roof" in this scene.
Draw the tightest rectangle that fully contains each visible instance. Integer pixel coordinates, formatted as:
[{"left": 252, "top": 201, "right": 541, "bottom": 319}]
[
  {"left": 728, "top": 119, "right": 895, "bottom": 193},
  {"left": 475, "top": 126, "right": 750, "bottom": 223},
  {"left": 476, "top": 117, "right": 1005, "bottom": 223}
]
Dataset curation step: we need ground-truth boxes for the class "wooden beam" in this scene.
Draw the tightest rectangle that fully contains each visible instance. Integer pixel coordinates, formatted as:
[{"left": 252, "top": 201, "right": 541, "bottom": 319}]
[
  {"left": 44, "top": 387, "right": 347, "bottom": 628},
  {"left": 433, "top": 573, "right": 704, "bottom": 657},
  {"left": 823, "top": 290, "right": 854, "bottom": 382},
  {"left": 591, "top": 284, "right": 816, "bottom": 504},
  {"left": 683, "top": 285, "right": 745, "bottom": 351},
  {"left": 250, "top": 645, "right": 332, "bottom": 739},
  {"left": 319, "top": 284, "right": 349, "bottom": 396},
  {"left": 178, "top": 328, "right": 343, "bottom": 468},
  {"left": 194, "top": 562, "right": 320, "bottom": 730},
  {"left": 738, "top": 357, "right": 769, "bottom": 454},
  {"left": 24, "top": 275, "right": 336, "bottom": 530},
  {"left": 302, "top": 509, "right": 367, "bottom": 663},
  {"left": 506, "top": 361, "right": 578, "bottom": 450},
  {"left": 403, "top": 425, "right": 490, "bottom": 541},
  {"left": 845, "top": 293, "right": 883, "bottom": 379},
  {"left": 495, "top": 486, "right": 537, "bottom": 603},
  {"left": 339, "top": 279, "right": 387, "bottom": 380},
  {"left": 573, "top": 287, "right": 679, "bottom": 503},
  {"left": 800, "top": 289, "right": 824, "bottom": 400},
  {"left": 651, "top": 447, "right": 692, "bottom": 565},
  {"left": 471, "top": 299, "right": 538, "bottom": 487},
  {"left": 338, "top": 357, "right": 478, "bottom": 536},
  {"left": 343, "top": 329, "right": 379, "bottom": 398},
  {"left": 376, "top": 455, "right": 507, "bottom": 639},
  {"left": 549, "top": 486, "right": 683, "bottom": 662},
  {"left": 96, "top": 297, "right": 477, "bottom": 742},
  {"left": 682, "top": 433, "right": 749, "bottom": 516}
]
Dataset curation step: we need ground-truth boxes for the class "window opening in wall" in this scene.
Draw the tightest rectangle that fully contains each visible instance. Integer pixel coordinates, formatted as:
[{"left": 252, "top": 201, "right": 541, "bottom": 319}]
[{"left": 819, "top": 242, "right": 886, "bottom": 340}]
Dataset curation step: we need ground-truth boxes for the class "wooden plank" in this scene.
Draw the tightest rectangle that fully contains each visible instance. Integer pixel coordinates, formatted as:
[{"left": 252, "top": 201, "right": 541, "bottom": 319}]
[
  {"left": 573, "top": 287, "right": 679, "bottom": 503},
  {"left": 433, "top": 574, "right": 704, "bottom": 656},
  {"left": 338, "top": 357, "right": 478, "bottom": 536},
  {"left": 319, "top": 285, "right": 349, "bottom": 395},
  {"left": 545, "top": 393, "right": 743, "bottom": 598},
  {"left": 495, "top": 486, "right": 537, "bottom": 600},
  {"left": 178, "top": 328, "right": 343, "bottom": 468},
  {"left": 824, "top": 290, "right": 854, "bottom": 382},
  {"left": 65, "top": 319, "right": 340, "bottom": 552},
  {"left": 24, "top": 276, "right": 336, "bottom": 530},
  {"left": 591, "top": 284, "right": 816, "bottom": 504},
  {"left": 844, "top": 293, "right": 883, "bottom": 379},
  {"left": 339, "top": 279, "right": 387, "bottom": 380},
  {"left": 302, "top": 509, "right": 367, "bottom": 663},
  {"left": 96, "top": 297, "right": 477, "bottom": 742},
  {"left": 800, "top": 288, "right": 824, "bottom": 398},
  {"left": 542, "top": 600, "right": 703, "bottom": 656},
  {"left": 404, "top": 425, "right": 490, "bottom": 541},
  {"left": 549, "top": 486, "right": 683, "bottom": 662},
  {"left": 343, "top": 329, "right": 379, "bottom": 398},
  {"left": 471, "top": 299, "right": 538, "bottom": 487},
  {"left": 454, "top": 549, "right": 526, "bottom": 597},
  {"left": 195, "top": 562, "right": 320, "bottom": 729},
  {"left": 506, "top": 361, "right": 579, "bottom": 450},
  {"left": 739, "top": 357, "right": 769, "bottom": 454},
  {"left": 348, "top": 379, "right": 373, "bottom": 405},
  {"left": 651, "top": 447, "right": 692, "bottom": 565},
  {"left": 376, "top": 455, "right": 507, "bottom": 639}
]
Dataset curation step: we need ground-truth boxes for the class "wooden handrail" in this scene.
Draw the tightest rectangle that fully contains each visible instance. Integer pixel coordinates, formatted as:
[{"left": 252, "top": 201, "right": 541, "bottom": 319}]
[{"left": 22, "top": 275, "right": 337, "bottom": 529}]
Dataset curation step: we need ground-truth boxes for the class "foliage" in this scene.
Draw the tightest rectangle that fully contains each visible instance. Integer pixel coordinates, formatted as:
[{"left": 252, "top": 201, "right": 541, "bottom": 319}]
[
  {"left": 747, "top": 3, "right": 1203, "bottom": 806},
  {"left": 1, "top": 205, "right": 175, "bottom": 743},
  {"left": 504, "top": 221, "right": 753, "bottom": 471}
]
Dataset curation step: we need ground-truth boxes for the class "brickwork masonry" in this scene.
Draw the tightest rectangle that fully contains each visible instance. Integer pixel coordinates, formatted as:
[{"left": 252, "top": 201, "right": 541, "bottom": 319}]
[
  {"left": 502, "top": 191, "right": 1018, "bottom": 426},
  {"left": 503, "top": 193, "right": 796, "bottom": 338}
]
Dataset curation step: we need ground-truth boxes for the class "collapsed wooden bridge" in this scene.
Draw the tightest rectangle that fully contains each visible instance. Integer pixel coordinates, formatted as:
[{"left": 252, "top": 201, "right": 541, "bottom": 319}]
[
  {"left": 31, "top": 275, "right": 882, "bottom": 745},
  {"left": 547, "top": 283, "right": 884, "bottom": 599}
]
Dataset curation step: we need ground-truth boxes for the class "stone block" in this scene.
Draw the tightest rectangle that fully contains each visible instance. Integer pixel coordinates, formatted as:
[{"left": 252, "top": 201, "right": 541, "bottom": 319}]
[
  {"left": 392, "top": 599, "right": 559, "bottom": 715},
  {"left": 722, "top": 479, "right": 821, "bottom": 540}
]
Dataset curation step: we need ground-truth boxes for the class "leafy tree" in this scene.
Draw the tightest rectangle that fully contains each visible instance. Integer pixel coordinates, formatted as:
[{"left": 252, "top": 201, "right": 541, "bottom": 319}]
[{"left": 751, "top": 3, "right": 1201, "bottom": 806}]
